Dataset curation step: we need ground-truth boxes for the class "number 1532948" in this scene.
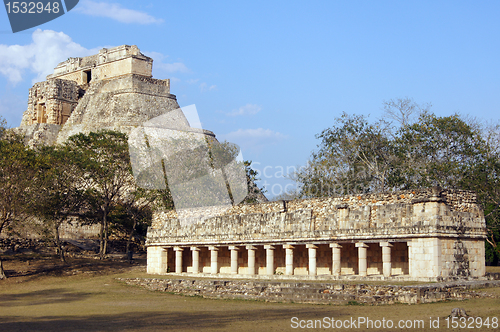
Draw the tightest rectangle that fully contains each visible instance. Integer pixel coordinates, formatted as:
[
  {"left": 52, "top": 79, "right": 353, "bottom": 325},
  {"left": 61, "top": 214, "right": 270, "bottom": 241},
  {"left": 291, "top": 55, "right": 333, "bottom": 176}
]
[
  {"left": 5, "top": 2, "right": 60, "bottom": 14},
  {"left": 445, "top": 316, "right": 498, "bottom": 329}
]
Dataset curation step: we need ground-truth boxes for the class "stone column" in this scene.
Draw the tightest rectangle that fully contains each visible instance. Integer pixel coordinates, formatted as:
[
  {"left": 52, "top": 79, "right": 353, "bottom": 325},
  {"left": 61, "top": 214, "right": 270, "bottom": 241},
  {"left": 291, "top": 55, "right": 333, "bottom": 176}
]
[
  {"left": 284, "top": 244, "right": 294, "bottom": 276},
  {"left": 246, "top": 245, "right": 256, "bottom": 275},
  {"left": 407, "top": 241, "right": 413, "bottom": 277},
  {"left": 191, "top": 247, "right": 200, "bottom": 274},
  {"left": 229, "top": 246, "right": 239, "bottom": 274},
  {"left": 209, "top": 246, "right": 219, "bottom": 274},
  {"left": 163, "top": 247, "right": 170, "bottom": 274},
  {"left": 330, "top": 243, "right": 342, "bottom": 276},
  {"left": 306, "top": 244, "right": 318, "bottom": 276},
  {"left": 380, "top": 242, "right": 393, "bottom": 277},
  {"left": 147, "top": 246, "right": 169, "bottom": 274},
  {"left": 356, "top": 242, "right": 369, "bottom": 276},
  {"left": 174, "top": 246, "right": 183, "bottom": 274},
  {"left": 432, "top": 238, "right": 442, "bottom": 278},
  {"left": 264, "top": 245, "right": 275, "bottom": 275}
]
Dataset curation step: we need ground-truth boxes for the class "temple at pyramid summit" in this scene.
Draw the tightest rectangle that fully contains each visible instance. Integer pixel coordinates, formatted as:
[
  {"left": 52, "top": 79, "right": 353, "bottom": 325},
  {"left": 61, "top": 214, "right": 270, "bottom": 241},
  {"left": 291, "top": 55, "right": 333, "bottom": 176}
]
[{"left": 13, "top": 46, "right": 487, "bottom": 281}]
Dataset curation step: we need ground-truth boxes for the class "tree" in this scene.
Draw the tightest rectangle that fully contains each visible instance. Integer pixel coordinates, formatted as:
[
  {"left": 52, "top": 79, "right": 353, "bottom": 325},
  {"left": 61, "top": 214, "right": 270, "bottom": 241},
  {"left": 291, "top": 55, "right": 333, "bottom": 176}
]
[
  {"left": 394, "top": 112, "right": 485, "bottom": 189},
  {"left": 382, "top": 97, "right": 431, "bottom": 127},
  {"left": 294, "top": 101, "right": 500, "bottom": 262},
  {"left": 295, "top": 112, "right": 397, "bottom": 197},
  {"left": 110, "top": 187, "right": 166, "bottom": 255},
  {"left": 241, "top": 160, "right": 267, "bottom": 204},
  {"left": 65, "top": 130, "right": 135, "bottom": 259},
  {"left": 0, "top": 117, "right": 6, "bottom": 139},
  {"left": 0, "top": 130, "right": 40, "bottom": 278},
  {"left": 30, "top": 145, "right": 86, "bottom": 262},
  {"left": 457, "top": 124, "right": 500, "bottom": 260}
]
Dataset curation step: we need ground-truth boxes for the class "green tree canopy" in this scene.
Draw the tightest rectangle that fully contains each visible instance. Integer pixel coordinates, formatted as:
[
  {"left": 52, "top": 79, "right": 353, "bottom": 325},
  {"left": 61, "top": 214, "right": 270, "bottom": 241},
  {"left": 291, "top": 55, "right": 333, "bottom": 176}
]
[
  {"left": 0, "top": 128, "right": 41, "bottom": 278},
  {"left": 294, "top": 99, "right": 500, "bottom": 262},
  {"left": 65, "top": 130, "right": 135, "bottom": 258}
]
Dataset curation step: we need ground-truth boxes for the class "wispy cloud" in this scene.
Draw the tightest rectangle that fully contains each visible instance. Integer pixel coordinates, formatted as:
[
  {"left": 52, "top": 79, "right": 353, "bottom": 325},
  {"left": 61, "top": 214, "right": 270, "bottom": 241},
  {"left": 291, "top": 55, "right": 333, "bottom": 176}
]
[
  {"left": 76, "top": 0, "right": 163, "bottom": 24},
  {"left": 144, "top": 51, "right": 190, "bottom": 76},
  {"left": 200, "top": 82, "right": 217, "bottom": 92},
  {"left": 156, "top": 62, "right": 189, "bottom": 73},
  {"left": 225, "top": 128, "right": 287, "bottom": 140},
  {"left": 226, "top": 104, "right": 262, "bottom": 116},
  {"left": 221, "top": 128, "right": 287, "bottom": 153},
  {"left": 0, "top": 29, "right": 98, "bottom": 85}
]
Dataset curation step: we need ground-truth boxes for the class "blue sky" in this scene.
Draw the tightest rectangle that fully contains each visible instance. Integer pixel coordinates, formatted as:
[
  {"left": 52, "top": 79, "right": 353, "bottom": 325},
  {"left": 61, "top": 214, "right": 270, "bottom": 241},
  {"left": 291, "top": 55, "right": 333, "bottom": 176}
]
[{"left": 1, "top": 1, "right": 500, "bottom": 197}]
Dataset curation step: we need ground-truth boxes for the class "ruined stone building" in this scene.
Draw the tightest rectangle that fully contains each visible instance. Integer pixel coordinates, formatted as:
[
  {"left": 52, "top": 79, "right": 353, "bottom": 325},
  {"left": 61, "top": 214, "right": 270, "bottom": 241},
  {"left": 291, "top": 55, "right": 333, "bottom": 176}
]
[
  {"left": 14, "top": 45, "right": 213, "bottom": 238},
  {"left": 14, "top": 45, "right": 264, "bottom": 239},
  {"left": 13, "top": 47, "right": 486, "bottom": 280},
  {"left": 147, "top": 188, "right": 486, "bottom": 281},
  {"left": 17, "top": 45, "right": 199, "bottom": 147}
]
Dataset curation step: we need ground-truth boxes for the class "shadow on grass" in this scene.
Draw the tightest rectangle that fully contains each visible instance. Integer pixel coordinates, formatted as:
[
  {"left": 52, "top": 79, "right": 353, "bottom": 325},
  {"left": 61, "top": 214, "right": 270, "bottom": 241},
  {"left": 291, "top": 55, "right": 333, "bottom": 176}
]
[
  {"left": 0, "top": 288, "right": 93, "bottom": 307},
  {"left": 0, "top": 307, "right": 340, "bottom": 331}
]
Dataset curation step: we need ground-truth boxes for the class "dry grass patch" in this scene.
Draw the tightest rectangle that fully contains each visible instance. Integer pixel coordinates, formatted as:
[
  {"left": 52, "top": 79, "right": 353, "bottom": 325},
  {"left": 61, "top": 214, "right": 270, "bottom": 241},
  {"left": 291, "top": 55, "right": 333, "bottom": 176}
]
[{"left": 0, "top": 256, "right": 499, "bottom": 331}]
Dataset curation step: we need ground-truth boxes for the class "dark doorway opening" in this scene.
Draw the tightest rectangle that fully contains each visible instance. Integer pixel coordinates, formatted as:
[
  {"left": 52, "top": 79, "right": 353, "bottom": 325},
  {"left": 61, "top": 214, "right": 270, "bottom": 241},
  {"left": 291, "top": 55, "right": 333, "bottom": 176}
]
[{"left": 84, "top": 70, "right": 92, "bottom": 84}]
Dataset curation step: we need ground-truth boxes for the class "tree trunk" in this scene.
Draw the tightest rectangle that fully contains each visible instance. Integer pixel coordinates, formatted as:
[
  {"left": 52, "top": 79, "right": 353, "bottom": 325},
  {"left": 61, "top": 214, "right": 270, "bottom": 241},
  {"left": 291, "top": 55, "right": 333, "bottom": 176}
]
[
  {"left": 54, "top": 222, "right": 66, "bottom": 263},
  {"left": 101, "top": 212, "right": 108, "bottom": 259},
  {"left": 0, "top": 217, "right": 9, "bottom": 278},
  {"left": 0, "top": 259, "right": 6, "bottom": 279},
  {"left": 126, "top": 215, "right": 138, "bottom": 254},
  {"left": 99, "top": 219, "right": 104, "bottom": 259},
  {"left": 486, "top": 233, "right": 500, "bottom": 256}
]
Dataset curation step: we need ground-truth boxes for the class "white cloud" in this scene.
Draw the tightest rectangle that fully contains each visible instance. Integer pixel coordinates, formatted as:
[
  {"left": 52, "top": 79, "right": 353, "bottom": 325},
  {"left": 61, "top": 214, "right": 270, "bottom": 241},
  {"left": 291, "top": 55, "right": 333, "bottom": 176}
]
[
  {"left": 226, "top": 104, "right": 262, "bottom": 116},
  {"left": 222, "top": 128, "right": 287, "bottom": 153},
  {"left": 200, "top": 82, "right": 217, "bottom": 92},
  {"left": 225, "top": 128, "right": 287, "bottom": 140},
  {"left": 144, "top": 51, "right": 190, "bottom": 77},
  {"left": 157, "top": 62, "right": 189, "bottom": 73},
  {"left": 76, "top": 0, "right": 163, "bottom": 24},
  {"left": 0, "top": 29, "right": 98, "bottom": 85}
]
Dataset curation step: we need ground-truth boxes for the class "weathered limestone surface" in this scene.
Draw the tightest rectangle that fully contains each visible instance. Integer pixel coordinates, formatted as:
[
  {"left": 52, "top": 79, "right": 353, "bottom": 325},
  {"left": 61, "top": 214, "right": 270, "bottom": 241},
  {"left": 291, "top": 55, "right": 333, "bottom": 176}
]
[
  {"left": 148, "top": 188, "right": 485, "bottom": 244},
  {"left": 13, "top": 123, "right": 61, "bottom": 147},
  {"left": 21, "top": 79, "right": 81, "bottom": 126},
  {"left": 147, "top": 188, "right": 486, "bottom": 280},
  {"left": 120, "top": 278, "right": 500, "bottom": 305},
  {"left": 49, "top": 45, "right": 153, "bottom": 84},
  {"left": 55, "top": 74, "right": 181, "bottom": 143},
  {"left": 16, "top": 45, "right": 184, "bottom": 146}
]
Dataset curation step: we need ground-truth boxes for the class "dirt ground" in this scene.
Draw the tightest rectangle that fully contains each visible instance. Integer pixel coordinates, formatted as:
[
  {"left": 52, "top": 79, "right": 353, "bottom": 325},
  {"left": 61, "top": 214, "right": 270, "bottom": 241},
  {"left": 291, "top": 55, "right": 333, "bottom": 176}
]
[{"left": 1, "top": 255, "right": 499, "bottom": 332}]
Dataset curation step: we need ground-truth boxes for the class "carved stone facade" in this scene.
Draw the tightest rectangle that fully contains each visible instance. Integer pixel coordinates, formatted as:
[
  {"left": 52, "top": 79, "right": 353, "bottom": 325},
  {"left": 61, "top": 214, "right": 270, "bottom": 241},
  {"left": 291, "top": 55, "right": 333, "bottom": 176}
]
[
  {"left": 16, "top": 45, "right": 177, "bottom": 146},
  {"left": 14, "top": 45, "right": 197, "bottom": 238},
  {"left": 146, "top": 187, "right": 487, "bottom": 281},
  {"left": 22, "top": 79, "right": 81, "bottom": 126},
  {"left": 48, "top": 45, "right": 155, "bottom": 86}
]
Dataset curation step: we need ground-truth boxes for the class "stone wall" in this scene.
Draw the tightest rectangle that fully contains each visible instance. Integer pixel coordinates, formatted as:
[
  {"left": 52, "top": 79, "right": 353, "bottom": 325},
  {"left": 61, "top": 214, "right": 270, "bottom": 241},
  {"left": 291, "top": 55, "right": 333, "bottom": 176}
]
[
  {"left": 14, "top": 123, "right": 61, "bottom": 147},
  {"left": 55, "top": 74, "right": 180, "bottom": 144},
  {"left": 21, "top": 79, "right": 81, "bottom": 126},
  {"left": 147, "top": 188, "right": 486, "bottom": 246},
  {"left": 48, "top": 45, "right": 152, "bottom": 85},
  {"left": 120, "top": 277, "right": 500, "bottom": 305},
  {"left": 15, "top": 45, "right": 202, "bottom": 148},
  {"left": 147, "top": 187, "right": 486, "bottom": 280},
  {"left": 59, "top": 219, "right": 101, "bottom": 240}
]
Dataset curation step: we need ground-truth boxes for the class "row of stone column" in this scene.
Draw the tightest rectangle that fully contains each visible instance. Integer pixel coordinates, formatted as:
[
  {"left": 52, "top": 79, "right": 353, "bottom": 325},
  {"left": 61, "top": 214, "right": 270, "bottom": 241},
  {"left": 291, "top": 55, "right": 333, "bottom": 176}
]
[{"left": 173, "top": 241, "right": 394, "bottom": 277}]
